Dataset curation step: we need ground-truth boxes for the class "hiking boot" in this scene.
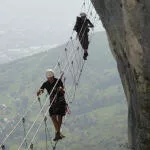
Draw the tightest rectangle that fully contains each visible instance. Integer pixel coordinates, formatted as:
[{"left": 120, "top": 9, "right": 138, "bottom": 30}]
[
  {"left": 83, "top": 51, "right": 88, "bottom": 60},
  {"left": 60, "top": 132, "right": 65, "bottom": 138},
  {"left": 53, "top": 132, "right": 62, "bottom": 141},
  {"left": 83, "top": 55, "right": 87, "bottom": 60},
  {"left": 84, "top": 51, "right": 88, "bottom": 57}
]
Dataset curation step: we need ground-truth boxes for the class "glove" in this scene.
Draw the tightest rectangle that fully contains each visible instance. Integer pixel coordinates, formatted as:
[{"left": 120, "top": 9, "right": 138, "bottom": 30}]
[
  {"left": 37, "top": 89, "right": 44, "bottom": 96},
  {"left": 58, "top": 86, "right": 65, "bottom": 94}
]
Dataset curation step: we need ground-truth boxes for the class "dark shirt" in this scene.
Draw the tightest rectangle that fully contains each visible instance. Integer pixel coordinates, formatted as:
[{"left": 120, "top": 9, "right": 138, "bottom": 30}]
[
  {"left": 74, "top": 16, "right": 94, "bottom": 34},
  {"left": 40, "top": 78, "right": 64, "bottom": 98}
]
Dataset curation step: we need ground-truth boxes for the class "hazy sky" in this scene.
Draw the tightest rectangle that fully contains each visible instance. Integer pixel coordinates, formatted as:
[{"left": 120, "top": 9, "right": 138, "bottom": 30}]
[
  {"left": 0, "top": 0, "right": 104, "bottom": 47},
  {"left": 0, "top": 0, "right": 83, "bottom": 26}
]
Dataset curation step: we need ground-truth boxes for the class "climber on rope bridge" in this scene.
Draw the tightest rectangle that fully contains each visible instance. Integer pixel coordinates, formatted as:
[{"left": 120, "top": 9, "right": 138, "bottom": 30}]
[
  {"left": 37, "top": 69, "right": 67, "bottom": 141},
  {"left": 74, "top": 12, "right": 94, "bottom": 60}
]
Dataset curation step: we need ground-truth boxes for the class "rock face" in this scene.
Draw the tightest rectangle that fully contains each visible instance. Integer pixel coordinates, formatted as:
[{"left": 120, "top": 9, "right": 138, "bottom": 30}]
[{"left": 91, "top": 0, "right": 150, "bottom": 149}]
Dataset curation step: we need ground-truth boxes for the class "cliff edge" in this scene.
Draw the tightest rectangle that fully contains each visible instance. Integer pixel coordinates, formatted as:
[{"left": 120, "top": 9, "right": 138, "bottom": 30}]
[{"left": 92, "top": 0, "right": 150, "bottom": 149}]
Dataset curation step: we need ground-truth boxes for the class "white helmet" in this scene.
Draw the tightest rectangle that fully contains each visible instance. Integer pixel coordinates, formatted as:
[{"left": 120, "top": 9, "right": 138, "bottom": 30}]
[
  {"left": 46, "top": 69, "right": 54, "bottom": 78},
  {"left": 80, "top": 12, "right": 86, "bottom": 17}
]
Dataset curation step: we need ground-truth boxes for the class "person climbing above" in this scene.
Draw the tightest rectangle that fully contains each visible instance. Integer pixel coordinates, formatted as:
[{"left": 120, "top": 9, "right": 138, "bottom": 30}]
[
  {"left": 74, "top": 12, "right": 94, "bottom": 60},
  {"left": 37, "top": 69, "right": 67, "bottom": 141}
]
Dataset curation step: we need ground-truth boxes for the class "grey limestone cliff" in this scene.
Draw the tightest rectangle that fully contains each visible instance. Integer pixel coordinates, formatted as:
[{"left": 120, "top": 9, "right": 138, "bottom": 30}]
[{"left": 92, "top": 0, "right": 150, "bottom": 149}]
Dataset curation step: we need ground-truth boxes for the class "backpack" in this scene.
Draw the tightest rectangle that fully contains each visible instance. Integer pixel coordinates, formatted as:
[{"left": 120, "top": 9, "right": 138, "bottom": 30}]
[{"left": 74, "top": 17, "right": 89, "bottom": 33}]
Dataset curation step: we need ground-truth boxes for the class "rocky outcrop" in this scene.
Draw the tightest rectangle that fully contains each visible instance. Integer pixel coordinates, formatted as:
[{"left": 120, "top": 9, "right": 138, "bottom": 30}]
[{"left": 91, "top": 0, "right": 150, "bottom": 149}]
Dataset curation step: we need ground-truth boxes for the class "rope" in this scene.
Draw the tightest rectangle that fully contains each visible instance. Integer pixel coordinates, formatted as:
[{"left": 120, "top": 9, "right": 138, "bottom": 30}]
[
  {"left": 70, "top": 2, "right": 93, "bottom": 70},
  {"left": 19, "top": 42, "right": 80, "bottom": 150},
  {"left": 1, "top": 1, "right": 96, "bottom": 149},
  {"left": 71, "top": 6, "right": 95, "bottom": 84},
  {"left": 44, "top": 117, "right": 48, "bottom": 150},
  {"left": 18, "top": 73, "right": 64, "bottom": 149},
  {"left": 57, "top": 4, "right": 95, "bottom": 106},
  {"left": 17, "top": 73, "right": 64, "bottom": 150},
  {"left": 27, "top": 88, "right": 63, "bottom": 149},
  {"left": 62, "top": 0, "right": 98, "bottom": 127},
  {"left": 0, "top": 45, "right": 71, "bottom": 147},
  {"left": 60, "top": 0, "right": 95, "bottom": 126},
  {"left": 70, "top": 39, "right": 80, "bottom": 71},
  {"left": 22, "top": 117, "right": 28, "bottom": 148},
  {"left": 26, "top": 40, "right": 82, "bottom": 146},
  {"left": 38, "top": 97, "right": 61, "bottom": 150},
  {"left": 38, "top": 97, "right": 54, "bottom": 149},
  {"left": 0, "top": 9, "right": 90, "bottom": 145},
  {"left": 26, "top": 29, "right": 89, "bottom": 147},
  {"left": 0, "top": 98, "right": 37, "bottom": 147},
  {"left": 55, "top": 5, "right": 99, "bottom": 146},
  {"left": 72, "top": 61, "right": 85, "bottom": 103},
  {"left": 55, "top": 2, "right": 93, "bottom": 75},
  {"left": 81, "top": 0, "right": 86, "bottom": 12},
  {"left": 62, "top": 62, "right": 86, "bottom": 130},
  {"left": 64, "top": 48, "right": 76, "bottom": 85}
]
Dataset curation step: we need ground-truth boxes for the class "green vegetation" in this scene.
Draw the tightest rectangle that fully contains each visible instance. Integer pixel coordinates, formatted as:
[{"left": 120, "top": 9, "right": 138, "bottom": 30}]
[{"left": 0, "top": 32, "right": 129, "bottom": 150}]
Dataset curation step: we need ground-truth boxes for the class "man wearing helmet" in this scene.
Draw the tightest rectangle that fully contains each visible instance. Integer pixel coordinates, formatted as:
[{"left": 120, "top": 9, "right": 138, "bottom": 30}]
[
  {"left": 37, "top": 69, "right": 66, "bottom": 141},
  {"left": 74, "top": 12, "right": 94, "bottom": 60}
]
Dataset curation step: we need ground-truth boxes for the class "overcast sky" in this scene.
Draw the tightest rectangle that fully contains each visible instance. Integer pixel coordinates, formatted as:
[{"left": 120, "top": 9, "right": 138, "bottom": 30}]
[
  {"left": 0, "top": 0, "right": 83, "bottom": 26},
  {"left": 0, "top": 0, "right": 104, "bottom": 47}
]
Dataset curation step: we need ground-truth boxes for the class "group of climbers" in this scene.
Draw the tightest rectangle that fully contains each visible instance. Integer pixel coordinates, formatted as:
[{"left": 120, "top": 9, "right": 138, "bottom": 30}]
[{"left": 37, "top": 13, "right": 94, "bottom": 141}]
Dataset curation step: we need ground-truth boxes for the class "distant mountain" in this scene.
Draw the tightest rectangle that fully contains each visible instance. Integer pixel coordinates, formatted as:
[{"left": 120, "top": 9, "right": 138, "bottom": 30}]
[
  {"left": 0, "top": 31, "right": 129, "bottom": 150},
  {"left": 0, "top": 44, "right": 58, "bottom": 64}
]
